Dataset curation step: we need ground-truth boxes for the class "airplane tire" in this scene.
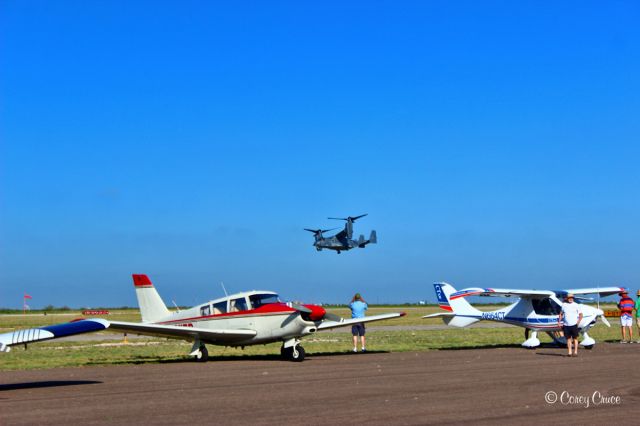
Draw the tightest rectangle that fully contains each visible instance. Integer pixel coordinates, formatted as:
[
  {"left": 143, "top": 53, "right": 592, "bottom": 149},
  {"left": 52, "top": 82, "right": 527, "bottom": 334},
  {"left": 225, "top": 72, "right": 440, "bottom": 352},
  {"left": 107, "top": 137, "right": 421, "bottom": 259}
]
[
  {"left": 282, "top": 345, "right": 305, "bottom": 362},
  {"left": 195, "top": 345, "right": 209, "bottom": 362},
  {"left": 583, "top": 344, "right": 594, "bottom": 350},
  {"left": 291, "top": 345, "right": 305, "bottom": 362}
]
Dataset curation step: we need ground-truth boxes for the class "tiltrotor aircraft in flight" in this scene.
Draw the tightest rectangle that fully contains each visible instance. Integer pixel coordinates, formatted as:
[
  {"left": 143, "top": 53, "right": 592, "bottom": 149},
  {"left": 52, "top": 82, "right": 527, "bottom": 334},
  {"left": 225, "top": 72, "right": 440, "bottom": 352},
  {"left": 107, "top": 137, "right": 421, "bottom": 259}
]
[{"left": 305, "top": 214, "right": 377, "bottom": 254}]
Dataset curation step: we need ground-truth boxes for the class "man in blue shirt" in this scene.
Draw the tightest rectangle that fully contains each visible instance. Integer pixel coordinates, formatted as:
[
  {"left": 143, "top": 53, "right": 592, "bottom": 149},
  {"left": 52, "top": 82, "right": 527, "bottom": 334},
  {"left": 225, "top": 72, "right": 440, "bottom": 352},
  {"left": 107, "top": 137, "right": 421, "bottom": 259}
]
[{"left": 349, "top": 293, "right": 368, "bottom": 352}]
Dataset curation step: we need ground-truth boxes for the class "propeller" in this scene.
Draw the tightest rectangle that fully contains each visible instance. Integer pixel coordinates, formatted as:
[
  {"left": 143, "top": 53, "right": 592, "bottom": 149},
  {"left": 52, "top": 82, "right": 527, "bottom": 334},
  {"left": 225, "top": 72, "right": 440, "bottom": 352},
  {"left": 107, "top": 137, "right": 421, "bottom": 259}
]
[
  {"left": 290, "top": 303, "right": 312, "bottom": 314},
  {"left": 304, "top": 228, "right": 338, "bottom": 236},
  {"left": 323, "top": 312, "right": 342, "bottom": 322},
  {"left": 328, "top": 214, "right": 368, "bottom": 222},
  {"left": 288, "top": 302, "right": 343, "bottom": 322}
]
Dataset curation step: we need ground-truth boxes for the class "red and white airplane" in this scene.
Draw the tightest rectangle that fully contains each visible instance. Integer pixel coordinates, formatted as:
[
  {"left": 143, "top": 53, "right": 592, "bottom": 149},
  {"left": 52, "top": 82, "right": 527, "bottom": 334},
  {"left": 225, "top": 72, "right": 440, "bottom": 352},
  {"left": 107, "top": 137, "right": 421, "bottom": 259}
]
[{"left": 0, "top": 274, "right": 405, "bottom": 362}]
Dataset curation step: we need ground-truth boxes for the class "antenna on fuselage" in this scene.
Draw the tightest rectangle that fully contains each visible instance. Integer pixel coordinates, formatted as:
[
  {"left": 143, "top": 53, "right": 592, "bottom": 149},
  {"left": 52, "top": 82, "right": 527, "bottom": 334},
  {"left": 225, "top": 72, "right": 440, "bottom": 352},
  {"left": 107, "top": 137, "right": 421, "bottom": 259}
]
[
  {"left": 171, "top": 300, "right": 181, "bottom": 313},
  {"left": 220, "top": 281, "right": 229, "bottom": 297}
]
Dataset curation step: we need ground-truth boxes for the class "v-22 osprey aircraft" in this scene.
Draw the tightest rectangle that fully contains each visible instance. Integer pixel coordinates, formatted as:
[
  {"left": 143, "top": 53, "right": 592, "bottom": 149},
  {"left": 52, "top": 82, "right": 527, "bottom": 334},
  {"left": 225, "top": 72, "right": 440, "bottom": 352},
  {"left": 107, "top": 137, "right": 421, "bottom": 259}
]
[
  {"left": 424, "top": 282, "right": 622, "bottom": 349},
  {"left": 305, "top": 214, "right": 377, "bottom": 254},
  {"left": 0, "top": 275, "right": 404, "bottom": 362}
]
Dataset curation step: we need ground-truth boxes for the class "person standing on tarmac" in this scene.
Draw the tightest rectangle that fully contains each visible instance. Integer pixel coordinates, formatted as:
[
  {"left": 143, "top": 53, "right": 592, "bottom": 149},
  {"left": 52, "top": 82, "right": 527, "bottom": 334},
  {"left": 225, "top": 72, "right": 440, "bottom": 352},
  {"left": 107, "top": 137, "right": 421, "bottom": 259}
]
[
  {"left": 618, "top": 290, "right": 634, "bottom": 343},
  {"left": 636, "top": 290, "right": 640, "bottom": 343},
  {"left": 558, "top": 294, "right": 582, "bottom": 357},
  {"left": 349, "top": 293, "right": 368, "bottom": 353}
]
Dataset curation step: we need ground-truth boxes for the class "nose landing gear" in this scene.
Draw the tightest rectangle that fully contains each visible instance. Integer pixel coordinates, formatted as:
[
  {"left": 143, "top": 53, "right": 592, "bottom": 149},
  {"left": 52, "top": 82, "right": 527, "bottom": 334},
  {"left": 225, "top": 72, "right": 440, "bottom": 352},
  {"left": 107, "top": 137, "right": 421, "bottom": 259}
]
[{"left": 281, "top": 339, "right": 305, "bottom": 362}]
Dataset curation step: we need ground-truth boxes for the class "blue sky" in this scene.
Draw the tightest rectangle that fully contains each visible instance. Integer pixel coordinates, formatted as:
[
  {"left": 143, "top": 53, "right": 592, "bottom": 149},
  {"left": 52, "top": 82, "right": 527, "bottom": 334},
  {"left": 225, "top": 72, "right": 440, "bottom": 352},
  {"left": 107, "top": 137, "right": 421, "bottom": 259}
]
[{"left": 1, "top": 1, "right": 639, "bottom": 308}]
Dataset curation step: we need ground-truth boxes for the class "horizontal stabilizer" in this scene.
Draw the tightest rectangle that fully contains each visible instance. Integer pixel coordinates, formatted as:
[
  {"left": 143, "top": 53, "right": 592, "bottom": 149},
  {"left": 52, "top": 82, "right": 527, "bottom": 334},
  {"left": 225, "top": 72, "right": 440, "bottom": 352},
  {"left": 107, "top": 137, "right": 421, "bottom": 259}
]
[
  {"left": 423, "top": 313, "right": 455, "bottom": 319},
  {"left": 423, "top": 312, "right": 479, "bottom": 327},
  {"left": 445, "top": 316, "right": 480, "bottom": 327}
]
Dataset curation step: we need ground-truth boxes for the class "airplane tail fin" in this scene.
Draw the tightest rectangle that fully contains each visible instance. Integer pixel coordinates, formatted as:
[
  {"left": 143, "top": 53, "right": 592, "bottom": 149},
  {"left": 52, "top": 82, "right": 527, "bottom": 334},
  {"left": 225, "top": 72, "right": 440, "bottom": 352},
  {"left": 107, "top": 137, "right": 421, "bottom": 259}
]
[
  {"left": 132, "top": 274, "right": 171, "bottom": 323},
  {"left": 369, "top": 230, "right": 377, "bottom": 244},
  {"left": 357, "top": 230, "right": 378, "bottom": 248},
  {"left": 432, "top": 282, "right": 481, "bottom": 327}
]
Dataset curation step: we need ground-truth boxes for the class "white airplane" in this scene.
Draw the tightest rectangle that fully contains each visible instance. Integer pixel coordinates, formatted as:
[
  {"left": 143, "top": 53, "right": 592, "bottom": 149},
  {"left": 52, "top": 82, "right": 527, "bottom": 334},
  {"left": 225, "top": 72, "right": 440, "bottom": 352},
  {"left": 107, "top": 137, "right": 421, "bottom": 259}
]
[
  {"left": 0, "top": 274, "right": 405, "bottom": 362},
  {"left": 424, "top": 282, "right": 623, "bottom": 349}
]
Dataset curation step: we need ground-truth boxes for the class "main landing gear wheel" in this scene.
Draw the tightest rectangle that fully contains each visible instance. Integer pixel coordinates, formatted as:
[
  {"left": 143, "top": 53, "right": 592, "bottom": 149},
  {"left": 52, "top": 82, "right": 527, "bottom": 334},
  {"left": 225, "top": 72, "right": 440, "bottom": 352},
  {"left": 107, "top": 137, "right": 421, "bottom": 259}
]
[
  {"left": 281, "top": 345, "right": 305, "bottom": 362},
  {"left": 195, "top": 345, "right": 209, "bottom": 362}
]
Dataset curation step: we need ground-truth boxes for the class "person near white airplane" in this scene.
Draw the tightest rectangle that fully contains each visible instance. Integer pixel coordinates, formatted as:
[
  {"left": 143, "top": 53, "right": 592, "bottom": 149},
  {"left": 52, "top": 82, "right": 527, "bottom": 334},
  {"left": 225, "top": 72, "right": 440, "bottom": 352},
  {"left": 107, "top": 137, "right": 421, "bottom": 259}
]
[
  {"left": 618, "top": 290, "right": 635, "bottom": 343},
  {"left": 558, "top": 293, "right": 582, "bottom": 357}
]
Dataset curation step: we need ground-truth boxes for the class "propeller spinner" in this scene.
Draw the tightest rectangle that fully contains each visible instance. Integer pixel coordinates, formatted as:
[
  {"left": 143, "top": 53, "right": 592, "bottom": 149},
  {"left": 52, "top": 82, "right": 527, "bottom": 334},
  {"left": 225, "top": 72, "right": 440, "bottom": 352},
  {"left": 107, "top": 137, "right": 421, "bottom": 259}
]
[{"left": 292, "top": 303, "right": 343, "bottom": 322}]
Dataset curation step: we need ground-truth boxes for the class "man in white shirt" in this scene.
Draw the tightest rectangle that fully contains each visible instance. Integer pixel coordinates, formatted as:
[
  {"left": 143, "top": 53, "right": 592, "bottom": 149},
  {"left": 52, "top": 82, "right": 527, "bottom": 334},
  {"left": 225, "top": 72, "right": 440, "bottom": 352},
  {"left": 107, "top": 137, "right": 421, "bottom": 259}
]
[{"left": 558, "top": 293, "right": 583, "bottom": 357}]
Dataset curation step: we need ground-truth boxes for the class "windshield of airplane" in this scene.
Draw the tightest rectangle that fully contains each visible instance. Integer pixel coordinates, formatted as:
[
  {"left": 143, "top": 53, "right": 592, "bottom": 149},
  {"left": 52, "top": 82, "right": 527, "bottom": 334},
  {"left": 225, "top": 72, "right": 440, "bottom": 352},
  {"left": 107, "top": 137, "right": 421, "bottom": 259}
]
[
  {"left": 531, "top": 297, "right": 562, "bottom": 315},
  {"left": 249, "top": 294, "right": 280, "bottom": 309}
]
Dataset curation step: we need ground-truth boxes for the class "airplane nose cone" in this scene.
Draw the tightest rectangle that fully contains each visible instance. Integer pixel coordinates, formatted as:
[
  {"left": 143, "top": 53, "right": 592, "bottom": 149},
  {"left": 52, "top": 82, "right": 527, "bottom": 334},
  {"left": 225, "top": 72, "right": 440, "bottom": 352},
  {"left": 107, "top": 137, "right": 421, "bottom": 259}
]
[{"left": 304, "top": 304, "right": 327, "bottom": 321}]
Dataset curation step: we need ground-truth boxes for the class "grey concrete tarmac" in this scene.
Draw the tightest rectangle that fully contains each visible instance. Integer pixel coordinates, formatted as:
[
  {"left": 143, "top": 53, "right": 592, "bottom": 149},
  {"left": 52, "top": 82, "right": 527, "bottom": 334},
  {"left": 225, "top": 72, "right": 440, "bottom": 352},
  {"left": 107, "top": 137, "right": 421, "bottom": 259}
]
[{"left": 1, "top": 344, "right": 639, "bottom": 425}]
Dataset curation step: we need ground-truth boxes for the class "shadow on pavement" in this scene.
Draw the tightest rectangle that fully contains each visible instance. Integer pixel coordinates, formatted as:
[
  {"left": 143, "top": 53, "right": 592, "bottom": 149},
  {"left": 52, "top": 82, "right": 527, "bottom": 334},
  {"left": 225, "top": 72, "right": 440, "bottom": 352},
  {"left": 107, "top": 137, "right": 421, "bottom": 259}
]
[
  {"left": 535, "top": 352, "right": 568, "bottom": 357},
  {"left": 85, "top": 350, "right": 391, "bottom": 366},
  {"left": 0, "top": 380, "right": 102, "bottom": 392},
  {"left": 438, "top": 343, "right": 521, "bottom": 350}
]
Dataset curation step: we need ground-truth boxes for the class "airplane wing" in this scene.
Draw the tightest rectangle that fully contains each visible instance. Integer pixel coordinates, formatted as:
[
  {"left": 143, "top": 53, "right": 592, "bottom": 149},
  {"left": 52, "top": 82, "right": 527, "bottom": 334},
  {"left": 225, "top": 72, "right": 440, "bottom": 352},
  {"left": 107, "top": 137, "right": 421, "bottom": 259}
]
[
  {"left": 0, "top": 319, "right": 109, "bottom": 352},
  {"left": 450, "top": 287, "right": 555, "bottom": 300},
  {"left": 316, "top": 312, "right": 405, "bottom": 331},
  {"left": 555, "top": 287, "right": 625, "bottom": 298},
  {"left": 108, "top": 321, "right": 257, "bottom": 344}
]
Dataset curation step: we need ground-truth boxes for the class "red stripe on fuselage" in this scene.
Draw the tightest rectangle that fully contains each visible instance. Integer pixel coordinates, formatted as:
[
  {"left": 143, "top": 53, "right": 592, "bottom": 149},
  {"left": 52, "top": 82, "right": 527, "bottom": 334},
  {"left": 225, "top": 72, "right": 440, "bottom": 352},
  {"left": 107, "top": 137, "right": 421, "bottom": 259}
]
[{"left": 158, "top": 303, "right": 299, "bottom": 325}]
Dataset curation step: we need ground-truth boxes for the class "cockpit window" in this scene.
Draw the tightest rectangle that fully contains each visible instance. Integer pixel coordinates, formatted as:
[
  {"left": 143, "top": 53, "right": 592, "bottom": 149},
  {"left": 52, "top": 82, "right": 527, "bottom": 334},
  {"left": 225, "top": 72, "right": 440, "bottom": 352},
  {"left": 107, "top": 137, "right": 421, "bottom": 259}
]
[
  {"left": 249, "top": 294, "right": 280, "bottom": 309},
  {"left": 230, "top": 297, "right": 248, "bottom": 312},
  {"left": 532, "top": 297, "right": 561, "bottom": 315}
]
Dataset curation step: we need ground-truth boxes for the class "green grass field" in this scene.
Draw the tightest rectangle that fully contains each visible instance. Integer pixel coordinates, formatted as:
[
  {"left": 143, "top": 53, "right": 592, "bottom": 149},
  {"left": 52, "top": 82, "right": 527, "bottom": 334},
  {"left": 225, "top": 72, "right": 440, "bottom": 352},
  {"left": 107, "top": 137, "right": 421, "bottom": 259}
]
[{"left": 0, "top": 305, "right": 626, "bottom": 371}]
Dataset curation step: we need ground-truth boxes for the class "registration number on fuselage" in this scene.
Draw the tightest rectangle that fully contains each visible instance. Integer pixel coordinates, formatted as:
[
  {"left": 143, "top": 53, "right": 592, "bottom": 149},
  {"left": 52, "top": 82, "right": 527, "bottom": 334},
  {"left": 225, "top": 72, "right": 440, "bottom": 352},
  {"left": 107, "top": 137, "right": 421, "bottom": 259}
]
[{"left": 481, "top": 312, "right": 505, "bottom": 321}]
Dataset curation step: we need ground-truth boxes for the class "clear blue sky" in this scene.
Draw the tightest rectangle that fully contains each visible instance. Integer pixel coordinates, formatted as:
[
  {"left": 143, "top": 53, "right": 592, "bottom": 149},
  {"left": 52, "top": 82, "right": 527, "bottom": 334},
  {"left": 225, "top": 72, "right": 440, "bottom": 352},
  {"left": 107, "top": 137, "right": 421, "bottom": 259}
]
[{"left": 1, "top": 1, "right": 639, "bottom": 308}]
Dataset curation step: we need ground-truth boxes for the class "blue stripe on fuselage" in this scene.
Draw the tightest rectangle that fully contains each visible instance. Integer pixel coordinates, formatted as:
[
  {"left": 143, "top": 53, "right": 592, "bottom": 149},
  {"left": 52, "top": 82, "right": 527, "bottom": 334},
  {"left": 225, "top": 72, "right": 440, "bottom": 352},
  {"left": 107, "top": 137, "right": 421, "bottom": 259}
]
[{"left": 454, "top": 314, "right": 562, "bottom": 327}]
